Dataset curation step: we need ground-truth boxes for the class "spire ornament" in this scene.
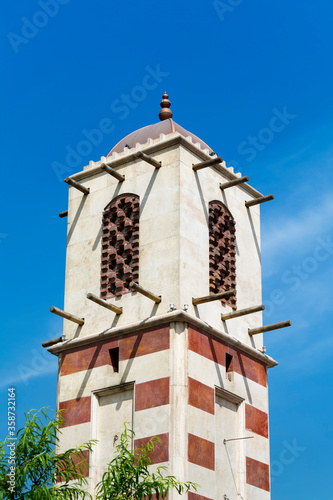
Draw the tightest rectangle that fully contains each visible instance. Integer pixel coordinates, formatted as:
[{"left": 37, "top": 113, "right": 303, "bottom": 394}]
[{"left": 159, "top": 92, "right": 173, "bottom": 121}]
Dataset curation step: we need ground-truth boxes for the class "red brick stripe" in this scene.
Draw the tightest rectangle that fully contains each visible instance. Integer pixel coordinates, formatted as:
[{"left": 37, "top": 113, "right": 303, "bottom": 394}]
[
  {"left": 135, "top": 377, "right": 169, "bottom": 412},
  {"left": 59, "top": 396, "right": 91, "bottom": 427},
  {"left": 61, "top": 340, "right": 117, "bottom": 377},
  {"left": 245, "top": 404, "right": 268, "bottom": 438},
  {"left": 188, "top": 326, "right": 267, "bottom": 387},
  {"left": 57, "top": 449, "right": 90, "bottom": 481},
  {"left": 188, "top": 377, "right": 214, "bottom": 415},
  {"left": 134, "top": 433, "right": 169, "bottom": 464},
  {"left": 188, "top": 494, "right": 213, "bottom": 500},
  {"left": 61, "top": 325, "right": 169, "bottom": 376},
  {"left": 121, "top": 326, "right": 169, "bottom": 360},
  {"left": 71, "top": 449, "right": 90, "bottom": 478},
  {"left": 246, "top": 457, "right": 270, "bottom": 492},
  {"left": 188, "top": 433, "right": 215, "bottom": 471}
]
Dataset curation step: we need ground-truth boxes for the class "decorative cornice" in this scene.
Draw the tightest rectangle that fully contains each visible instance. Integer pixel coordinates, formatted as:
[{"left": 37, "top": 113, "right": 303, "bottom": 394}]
[
  {"left": 69, "top": 133, "right": 263, "bottom": 199},
  {"left": 47, "top": 309, "right": 278, "bottom": 368}
]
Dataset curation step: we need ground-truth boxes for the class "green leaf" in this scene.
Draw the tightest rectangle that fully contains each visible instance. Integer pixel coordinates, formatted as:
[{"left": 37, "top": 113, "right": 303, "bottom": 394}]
[
  {"left": 0, "top": 407, "right": 94, "bottom": 500},
  {"left": 95, "top": 423, "right": 199, "bottom": 499}
]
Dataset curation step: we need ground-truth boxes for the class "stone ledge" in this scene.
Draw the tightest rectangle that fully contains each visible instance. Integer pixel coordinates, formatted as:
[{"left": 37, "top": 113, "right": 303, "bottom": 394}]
[{"left": 48, "top": 310, "right": 278, "bottom": 368}]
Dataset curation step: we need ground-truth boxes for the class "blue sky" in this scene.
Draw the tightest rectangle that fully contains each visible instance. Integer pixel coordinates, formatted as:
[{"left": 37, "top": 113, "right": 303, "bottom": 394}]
[{"left": 1, "top": 0, "right": 332, "bottom": 498}]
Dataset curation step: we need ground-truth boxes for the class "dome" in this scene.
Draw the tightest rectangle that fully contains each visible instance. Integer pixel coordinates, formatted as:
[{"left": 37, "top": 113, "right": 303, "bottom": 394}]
[
  {"left": 107, "top": 92, "right": 213, "bottom": 156},
  {"left": 107, "top": 118, "right": 213, "bottom": 156}
]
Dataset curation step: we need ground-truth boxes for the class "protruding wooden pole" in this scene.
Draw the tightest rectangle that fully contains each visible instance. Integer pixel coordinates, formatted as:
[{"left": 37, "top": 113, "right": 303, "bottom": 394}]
[
  {"left": 100, "top": 163, "right": 125, "bottom": 182},
  {"left": 134, "top": 151, "right": 161, "bottom": 169},
  {"left": 59, "top": 211, "right": 68, "bottom": 218},
  {"left": 129, "top": 282, "right": 161, "bottom": 303},
  {"left": 192, "top": 157, "right": 223, "bottom": 171},
  {"left": 50, "top": 306, "right": 84, "bottom": 325},
  {"left": 220, "top": 176, "right": 249, "bottom": 191},
  {"left": 42, "top": 336, "right": 63, "bottom": 348},
  {"left": 222, "top": 304, "right": 264, "bottom": 321},
  {"left": 64, "top": 177, "right": 90, "bottom": 195},
  {"left": 192, "top": 290, "right": 236, "bottom": 306},
  {"left": 245, "top": 195, "right": 274, "bottom": 208},
  {"left": 87, "top": 292, "right": 123, "bottom": 315},
  {"left": 248, "top": 320, "right": 292, "bottom": 336}
]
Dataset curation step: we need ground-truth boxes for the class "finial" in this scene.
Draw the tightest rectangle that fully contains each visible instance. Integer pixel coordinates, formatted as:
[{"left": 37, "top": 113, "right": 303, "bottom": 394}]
[{"left": 159, "top": 92, "right": 173, "bottom": 121}]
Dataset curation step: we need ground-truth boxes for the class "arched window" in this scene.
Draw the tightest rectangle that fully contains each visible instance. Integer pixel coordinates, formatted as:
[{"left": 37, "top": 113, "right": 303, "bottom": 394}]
[
  {"left": 209, "top": 201, "right": 236, "bottom": 309},
  {"left": 101, "top": 194, "right": 139, "bottom": 299}
]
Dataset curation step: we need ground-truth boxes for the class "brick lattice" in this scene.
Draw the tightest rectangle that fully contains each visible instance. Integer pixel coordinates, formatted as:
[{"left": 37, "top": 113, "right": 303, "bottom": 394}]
[
  {"left": 208, "top": 200, "right": 236, "bottom": 309},
  {"left": 101, "top": 194, "right": 139, "bottom": 299}
]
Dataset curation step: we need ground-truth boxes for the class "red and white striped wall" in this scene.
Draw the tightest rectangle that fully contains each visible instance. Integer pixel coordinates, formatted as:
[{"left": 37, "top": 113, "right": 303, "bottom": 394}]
[{"left": 57, "top": 321, "right": 271, "bottom": 499}]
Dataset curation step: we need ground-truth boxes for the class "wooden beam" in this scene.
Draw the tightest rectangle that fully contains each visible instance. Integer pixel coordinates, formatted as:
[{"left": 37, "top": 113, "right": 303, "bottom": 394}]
[
  {"left": 245, "top": 195, "right": 274, "bottom": 208},
  {"left": 59, "top": 211, "right": 68, "bottom": 218},
  {"left": 87, "top": 292, "right": 123, "bottom": 315},
  {"left": 50, "top": 306, "right": 84, "bottom": 325},
  {"left": 129, "top": 282, "right": 161, "bottom": 303},
  {"left": 192, "top": 157, "right": 223, "bottom": 171},
  {"left": 133, "top": 151, "right": 161, "bottom": 169},
  {"left": 222, "top": 304, "right": 264, "bottom": 321},
  {"left": 220, "top": 176, "right": 249, "bottom": 191},
  {"left": 42, "top": 336, "right": 63, "bottom": 348},
  {"left": 100, "top": 163, "right": 125, "bottom": 182},
  {"left": 249, "top": 320, "right": 292, "bottom": 336},
  {"left": 192, "top": 289, "right": 236, "bottom": 306},
  {"left": 64, "top": 177, "right": 90, "bottom": 195}
]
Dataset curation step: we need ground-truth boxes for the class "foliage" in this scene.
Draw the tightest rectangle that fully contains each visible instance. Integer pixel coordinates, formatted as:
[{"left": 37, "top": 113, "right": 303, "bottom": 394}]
[
  {"left": 0, "top": 407, "right": 94, "bottom": 500},
  {"left": 0, "top": 409, "right": 198, "bottom": 500},
  {"left": 95, "top": 423, "right": 198, "bottom": 499}
]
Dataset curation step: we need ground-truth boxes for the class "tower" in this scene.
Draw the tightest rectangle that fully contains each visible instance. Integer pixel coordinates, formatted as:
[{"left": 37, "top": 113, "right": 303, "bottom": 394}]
[{"left": 47, "top": 93, "right": 290, "bottom": 499}]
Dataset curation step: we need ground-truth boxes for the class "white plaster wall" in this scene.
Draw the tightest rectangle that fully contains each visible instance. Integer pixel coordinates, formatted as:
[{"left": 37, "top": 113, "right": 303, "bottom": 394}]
[
  {"left": 188, "top": 463, "right": 215, "bottom": 498},
  {"left": 188, "top": 405, "right": 215, "bottom": 443},
  {"left": 57, "top": 422, "right": 91, "bottom": 453},
  {"left": 247, "top": 484, "right": 271, "bottom": 500},
  {"left": 246, "top": 431, "right": 270, "bottom": 465},
  {"left": 93, "top": 388, "right": 134, "bottom": 485},
  {"left": 134, "top": 405, "right": 170, "bottom": 440},
  {"left": 62, "top": 135, "right": 264, "bottom": 350},
  {"left": 179, "top": 145, "right": 263, "bottom": 347},
  {"left": 63, "top": 145, "right": 181, "bottom": 340},
  {"left": 215, "top": 395, "right": 243, "bottom": 500}
]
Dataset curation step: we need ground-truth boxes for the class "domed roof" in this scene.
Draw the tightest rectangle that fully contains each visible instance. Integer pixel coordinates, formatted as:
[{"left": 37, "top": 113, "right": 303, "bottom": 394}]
[
  {"left": 107, "top": 93, "right": 213, "bottom": 156},
  {"left": 107, "top": 119, "right": 213, "bottom": 156}
]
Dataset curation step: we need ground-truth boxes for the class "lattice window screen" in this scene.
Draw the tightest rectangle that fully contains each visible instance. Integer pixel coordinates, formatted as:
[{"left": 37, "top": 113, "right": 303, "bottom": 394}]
[
  {"left": 101, "top": 194, "right": 139, "bottom": 299},
  {"left": 209, "top": 201, "right": 236, "bottom": 309}
]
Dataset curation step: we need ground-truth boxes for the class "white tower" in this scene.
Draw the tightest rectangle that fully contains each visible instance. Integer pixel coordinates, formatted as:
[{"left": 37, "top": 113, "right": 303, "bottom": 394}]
[{"left": 46, "top": 93, "right": 290, "bottom": 499}]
